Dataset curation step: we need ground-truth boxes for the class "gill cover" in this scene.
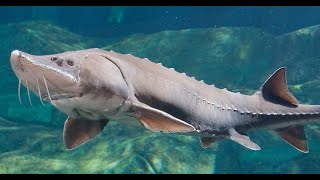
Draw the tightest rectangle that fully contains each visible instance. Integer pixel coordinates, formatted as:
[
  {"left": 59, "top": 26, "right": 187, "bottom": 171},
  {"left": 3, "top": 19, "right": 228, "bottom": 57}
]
[{"left": 79, "top": 53, "right": 129, "bottom": 98}]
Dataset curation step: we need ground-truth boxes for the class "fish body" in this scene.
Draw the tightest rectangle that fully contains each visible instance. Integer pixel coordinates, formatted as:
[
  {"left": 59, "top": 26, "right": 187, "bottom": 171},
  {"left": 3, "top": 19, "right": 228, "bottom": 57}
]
[{"left": 10, "top": 48, "right": 320, "bottom": 153}]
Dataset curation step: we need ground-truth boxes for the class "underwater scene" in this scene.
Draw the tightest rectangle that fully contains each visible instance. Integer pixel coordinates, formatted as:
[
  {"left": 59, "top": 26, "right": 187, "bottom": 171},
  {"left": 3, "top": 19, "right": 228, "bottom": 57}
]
[{"left": 2, "top": 6, "right": 320, "bottom": 174}]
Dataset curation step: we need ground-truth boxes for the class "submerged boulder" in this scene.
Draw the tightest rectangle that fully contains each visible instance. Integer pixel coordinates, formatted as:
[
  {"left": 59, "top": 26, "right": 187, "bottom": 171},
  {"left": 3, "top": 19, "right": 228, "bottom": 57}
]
[
  {"left": 275, "top": 25, "right": 320, "bottom": 84},
  {"left": 103, "top": 27, "right": 276, "bottom": 91},
  {"left": 0, "top": 21, "right": 85, "bottom": 64}
]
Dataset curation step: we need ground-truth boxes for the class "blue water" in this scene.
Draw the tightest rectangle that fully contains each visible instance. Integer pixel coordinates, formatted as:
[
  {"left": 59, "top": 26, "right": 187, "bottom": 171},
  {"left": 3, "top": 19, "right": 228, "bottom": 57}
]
[
  {"left": 1, "top": 6, "right": 320, "bottom": 37},
  {"left": 1, "top": 6, "right": 320, "bottom": 174}
]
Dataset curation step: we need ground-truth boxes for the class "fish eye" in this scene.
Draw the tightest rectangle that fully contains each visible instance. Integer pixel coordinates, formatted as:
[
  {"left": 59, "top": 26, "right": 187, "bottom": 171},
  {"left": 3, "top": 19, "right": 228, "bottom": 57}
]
[
  {"left": 67, "top": 59, "right": 74, "bottom": 66},
  {"left": 51, "top": 57, "right": 58, "bottom": 61}
]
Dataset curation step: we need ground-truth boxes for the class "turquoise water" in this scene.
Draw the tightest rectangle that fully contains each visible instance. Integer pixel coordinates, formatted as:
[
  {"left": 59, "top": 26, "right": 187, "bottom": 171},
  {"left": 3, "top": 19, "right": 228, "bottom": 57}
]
[{"left": 1, "top": 6, "right": 320, "bottom": 174}]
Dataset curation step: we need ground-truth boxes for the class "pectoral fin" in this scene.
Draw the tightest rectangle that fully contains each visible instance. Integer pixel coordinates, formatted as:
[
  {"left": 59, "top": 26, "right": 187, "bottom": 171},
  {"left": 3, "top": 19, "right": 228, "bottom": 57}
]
[
  {"left": 275, "top": 125, "right": 308, "bottom": 153},
  {"left": 228, "top": 128, "right": 261, "bottom": 151},
  {"left": 131, "top": 101, "right": 195, "bottom": 133},
  {"left": 63, "top": 117, "right": 108, "bottom": 149}
]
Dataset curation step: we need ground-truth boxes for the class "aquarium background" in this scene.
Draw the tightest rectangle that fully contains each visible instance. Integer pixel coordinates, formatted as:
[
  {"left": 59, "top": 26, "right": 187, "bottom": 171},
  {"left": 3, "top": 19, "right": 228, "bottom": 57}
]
[{"left": 1, "top": 6, "right": 320, "bottom": 173}]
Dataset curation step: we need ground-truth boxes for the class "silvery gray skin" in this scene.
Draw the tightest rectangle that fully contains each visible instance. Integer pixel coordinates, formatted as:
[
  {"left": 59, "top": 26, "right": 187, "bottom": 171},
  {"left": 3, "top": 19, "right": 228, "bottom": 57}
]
[{"left": 10, "top": 48, "right": 320, "bottom": 153}]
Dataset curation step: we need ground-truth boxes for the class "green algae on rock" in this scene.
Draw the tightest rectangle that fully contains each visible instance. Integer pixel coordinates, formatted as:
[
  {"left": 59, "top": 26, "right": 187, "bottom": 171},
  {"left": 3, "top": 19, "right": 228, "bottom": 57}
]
[
  {"left": 0, "top": 21, "right": 85, "bottom": 63},
  {"left": 0, "top": 118, "right": 217, "bottom": 174},
  {"left": 0, "top": 21, "right": 112, "bottom": 66}
]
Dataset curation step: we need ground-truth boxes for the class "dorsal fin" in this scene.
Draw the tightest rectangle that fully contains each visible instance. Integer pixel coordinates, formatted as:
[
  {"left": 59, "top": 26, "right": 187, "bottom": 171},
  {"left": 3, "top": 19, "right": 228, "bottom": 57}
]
[
  {"left": 259, "top": 67, "right": 299, "bottom": 106},
  {"left": 274, "top": 125, "right": 308, "bottom": 153}
]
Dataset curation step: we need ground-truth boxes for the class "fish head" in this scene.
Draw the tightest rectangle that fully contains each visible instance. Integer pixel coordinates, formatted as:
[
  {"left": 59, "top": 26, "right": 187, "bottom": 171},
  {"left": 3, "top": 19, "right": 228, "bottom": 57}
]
[
  {"left": 10, "top": 49, "right": 129, "bottom": 119},
  {"left": 10, "top": 49, "right": 88, "bottom": 103}
]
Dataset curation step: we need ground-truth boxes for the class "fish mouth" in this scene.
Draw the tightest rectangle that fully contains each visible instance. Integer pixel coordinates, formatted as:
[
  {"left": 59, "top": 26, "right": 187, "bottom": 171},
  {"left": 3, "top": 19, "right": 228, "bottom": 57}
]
[{"left": 41, "top": 92, "right": 83, "bottom": 101}]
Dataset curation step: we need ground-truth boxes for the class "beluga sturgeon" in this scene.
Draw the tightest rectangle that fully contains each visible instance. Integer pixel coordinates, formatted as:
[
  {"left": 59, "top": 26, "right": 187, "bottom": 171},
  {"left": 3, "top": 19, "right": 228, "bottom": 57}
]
[{"left": 10, "top": 48, "right": 320, "bottom": 153}]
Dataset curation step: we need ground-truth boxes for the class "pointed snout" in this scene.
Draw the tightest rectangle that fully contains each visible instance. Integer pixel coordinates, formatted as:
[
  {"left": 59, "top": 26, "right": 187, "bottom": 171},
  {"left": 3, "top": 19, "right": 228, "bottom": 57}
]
[
  {"left": 10, "top": 50, "right": 35, "bottom": 73},
  {"left": 11, "top": 50, "right": 21, "bottom": 60},
  {"left": 10, "top": 50, "right": 26, "bottom": 76},
  {"left": 10, "top": 50, "right": 33, "bottom": 64},
  {"left": 10, "top": 50, "right": 22, "bottom": 69},
  {"left": 10, "top": 49, "right": 37, "bottom": 77}
]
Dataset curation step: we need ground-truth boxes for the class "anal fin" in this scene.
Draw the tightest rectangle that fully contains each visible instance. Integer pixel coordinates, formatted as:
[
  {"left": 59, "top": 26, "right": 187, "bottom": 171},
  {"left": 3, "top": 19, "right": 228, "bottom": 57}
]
[
  {"left": 228, "top": 128, "right": 261, "bottom": 151},
  {"left": 63, "top": 117, "right": 108, "bottom": 149},
  {"left": 200, "top": 136, "right": 222, "bottom": 148},
  {"left": 275, "top": 125, "right": 308, "bottom": 153}
]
